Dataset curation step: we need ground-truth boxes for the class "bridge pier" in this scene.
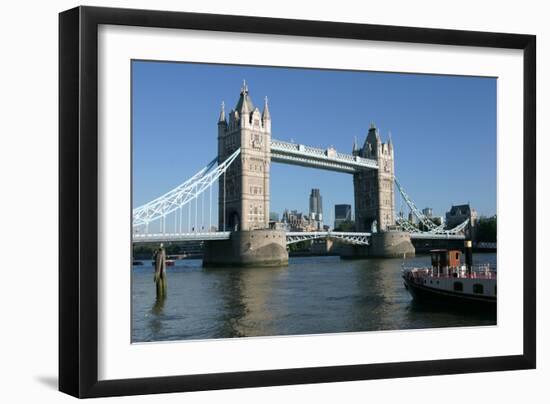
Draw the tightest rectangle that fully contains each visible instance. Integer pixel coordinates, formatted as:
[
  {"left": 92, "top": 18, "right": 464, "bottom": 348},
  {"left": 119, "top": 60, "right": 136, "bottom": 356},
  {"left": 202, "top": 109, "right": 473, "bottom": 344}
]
[
  {"left": 203, "top": 229, "right": 288, "bottom": 267},
  {"left": 369, "top": 231, "right": 415, "bottom": 258},
  {"left": 340, "top": 231, "right": 415, "bottom": 259}
]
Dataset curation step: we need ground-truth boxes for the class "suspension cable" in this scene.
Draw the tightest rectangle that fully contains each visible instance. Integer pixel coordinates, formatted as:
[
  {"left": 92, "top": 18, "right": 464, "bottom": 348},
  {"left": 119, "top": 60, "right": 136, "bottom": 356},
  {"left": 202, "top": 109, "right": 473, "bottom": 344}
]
[{"left": 132, "top": 148, "right": 240, "bottom": 228}]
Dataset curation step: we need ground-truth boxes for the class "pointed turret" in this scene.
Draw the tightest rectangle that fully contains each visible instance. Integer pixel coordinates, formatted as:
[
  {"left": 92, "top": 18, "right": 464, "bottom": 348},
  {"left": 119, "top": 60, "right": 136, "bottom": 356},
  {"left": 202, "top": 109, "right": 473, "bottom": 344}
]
[
  {"left": 363, "top": 123, "right": 381, "bottom": 158},
  {"left": 235, "top": 79, "right": 254, "bottom": 115},
  {"left": 368, "top": 123, "right": 381, "bottom": 142},
  {"left": 218, "top": 101, "right": 226, "bottom": 124},
  {"left": 352, "top": 136, "right": 359, "bottom": 155},
  {"left": 262, "top": 96, "right": 271, "bottom": 121},
  {"left": 387, "top": 131, "right": 394, "bottom": 153},
  {"left": 369, "top": 122, "right": 380, "bottom": 139}
]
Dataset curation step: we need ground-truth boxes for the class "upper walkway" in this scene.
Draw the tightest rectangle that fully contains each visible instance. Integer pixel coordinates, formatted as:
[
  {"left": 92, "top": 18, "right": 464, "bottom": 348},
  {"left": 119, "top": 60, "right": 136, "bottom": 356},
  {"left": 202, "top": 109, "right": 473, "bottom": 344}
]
[{"left": 270, "top": 139, "right": 378, "bottom": 173}]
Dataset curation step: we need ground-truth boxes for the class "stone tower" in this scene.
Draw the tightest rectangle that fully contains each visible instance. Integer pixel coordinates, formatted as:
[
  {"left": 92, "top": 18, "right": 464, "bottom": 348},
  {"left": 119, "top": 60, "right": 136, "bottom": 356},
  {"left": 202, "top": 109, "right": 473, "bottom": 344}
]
[
  {"left": 217, "top": 82, "right": 271, "bottom": 231},
  {"left": 353, "top": 124, "right": 395, "bottom": 232}
]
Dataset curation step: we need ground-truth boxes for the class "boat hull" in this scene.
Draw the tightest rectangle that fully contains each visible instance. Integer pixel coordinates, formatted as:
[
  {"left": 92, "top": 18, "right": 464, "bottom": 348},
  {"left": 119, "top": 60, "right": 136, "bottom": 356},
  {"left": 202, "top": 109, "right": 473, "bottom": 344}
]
[{"left": 403, "top": 276, "right": 496, "bottom": 309}]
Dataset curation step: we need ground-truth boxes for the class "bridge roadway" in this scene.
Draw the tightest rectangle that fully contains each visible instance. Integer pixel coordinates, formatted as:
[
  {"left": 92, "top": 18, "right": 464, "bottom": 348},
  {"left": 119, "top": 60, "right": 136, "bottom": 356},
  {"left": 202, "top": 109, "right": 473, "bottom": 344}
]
[{"left": 133, "top": 231, "right": 465, "bottom": 244}]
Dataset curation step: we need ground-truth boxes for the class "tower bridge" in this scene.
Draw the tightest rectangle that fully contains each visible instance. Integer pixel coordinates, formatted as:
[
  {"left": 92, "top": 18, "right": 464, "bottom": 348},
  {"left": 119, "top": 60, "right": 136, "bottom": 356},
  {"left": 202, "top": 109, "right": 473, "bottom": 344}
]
[{"left": 133, "top": 82, "right": 469, "bottom": 265}]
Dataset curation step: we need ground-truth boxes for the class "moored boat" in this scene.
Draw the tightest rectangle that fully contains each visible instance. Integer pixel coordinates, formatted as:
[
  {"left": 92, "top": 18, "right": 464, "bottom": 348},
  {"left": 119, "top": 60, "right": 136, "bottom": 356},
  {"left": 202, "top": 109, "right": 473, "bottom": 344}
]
[{"left": 402, "top": 242, "right": 496, "bottom": 308}]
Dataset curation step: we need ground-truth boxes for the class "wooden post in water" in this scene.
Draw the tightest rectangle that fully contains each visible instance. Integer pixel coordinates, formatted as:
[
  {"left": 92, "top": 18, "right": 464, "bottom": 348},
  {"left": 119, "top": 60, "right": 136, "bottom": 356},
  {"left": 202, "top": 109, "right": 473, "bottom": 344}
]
[{"left": 153, "top": 243, "right": 167, "bottom": 298}]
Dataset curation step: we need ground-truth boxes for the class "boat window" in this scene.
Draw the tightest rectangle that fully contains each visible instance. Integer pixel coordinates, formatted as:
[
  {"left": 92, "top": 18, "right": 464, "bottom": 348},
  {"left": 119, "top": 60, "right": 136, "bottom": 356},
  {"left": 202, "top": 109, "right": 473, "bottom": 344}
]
[
  {"left": 453, "top": 282, "right": 463, "bottom": 292},
  {"left": 473, "top": 284, "right": 484, "bottom": 294},
  {"left": 456, "top": 252, "right": 459, "bottom": 260}
]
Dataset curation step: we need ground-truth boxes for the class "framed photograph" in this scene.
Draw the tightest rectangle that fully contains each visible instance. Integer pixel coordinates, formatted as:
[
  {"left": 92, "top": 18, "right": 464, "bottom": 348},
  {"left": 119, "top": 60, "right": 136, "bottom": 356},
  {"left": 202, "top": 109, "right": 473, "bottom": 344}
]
[{"left": 59, "top": 6, "right": 536, "bottom": 398}]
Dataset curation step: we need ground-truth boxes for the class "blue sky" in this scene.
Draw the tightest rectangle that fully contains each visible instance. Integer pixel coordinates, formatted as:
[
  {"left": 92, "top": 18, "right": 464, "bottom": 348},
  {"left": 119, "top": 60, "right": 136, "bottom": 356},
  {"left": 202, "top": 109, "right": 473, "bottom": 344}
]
[{"left": 132, "top": 60, "right": 496, "bottom": 229}]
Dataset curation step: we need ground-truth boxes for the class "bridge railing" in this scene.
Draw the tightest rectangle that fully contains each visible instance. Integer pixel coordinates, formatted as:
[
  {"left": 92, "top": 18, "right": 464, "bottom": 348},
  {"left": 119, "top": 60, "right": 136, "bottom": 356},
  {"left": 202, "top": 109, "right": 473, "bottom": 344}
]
[
  {"left": 133, "top": 231, "right": 232, "bottom": 243},
  {"left": 286, "top": 231, "right": 372, "bottom": 246}
]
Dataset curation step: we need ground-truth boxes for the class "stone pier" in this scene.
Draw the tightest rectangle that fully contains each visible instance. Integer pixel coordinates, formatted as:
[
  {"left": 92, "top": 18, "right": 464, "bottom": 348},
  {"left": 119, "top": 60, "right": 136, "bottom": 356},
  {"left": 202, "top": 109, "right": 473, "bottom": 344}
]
[
  {"left": 369, "top": 231, "right": 415, "bottom": 257},
  {"left": 203, "top": 229, "right": 288, "bottom": 267},
  {"left": 339, "top": 231, "right": 415, "bottom": 259}
]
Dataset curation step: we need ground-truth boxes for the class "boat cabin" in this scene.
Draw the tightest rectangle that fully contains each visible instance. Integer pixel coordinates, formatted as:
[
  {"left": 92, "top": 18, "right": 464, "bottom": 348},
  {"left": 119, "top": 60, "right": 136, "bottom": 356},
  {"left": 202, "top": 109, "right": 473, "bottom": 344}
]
[{"left": 430, "top": 249, "right": 461, "bottom": 275}]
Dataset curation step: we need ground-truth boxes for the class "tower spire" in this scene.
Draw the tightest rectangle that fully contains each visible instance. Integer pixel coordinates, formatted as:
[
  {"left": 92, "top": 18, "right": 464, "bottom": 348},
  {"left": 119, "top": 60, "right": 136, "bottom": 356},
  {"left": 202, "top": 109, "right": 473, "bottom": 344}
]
[
  {"left": 262, "top": 96, "right": 271, "bottom": 121},
  {"left": 366, "top": 122, "right": 381, "bottom": 144},
  {"left": 236, "top": 80, "right": 253, "bottom": 114},
  {"left": 241, "top": 79, "right": 248, "bottom": 94},
  {"left": 218, "top": 101, "right": 226, "bottom": 123}
]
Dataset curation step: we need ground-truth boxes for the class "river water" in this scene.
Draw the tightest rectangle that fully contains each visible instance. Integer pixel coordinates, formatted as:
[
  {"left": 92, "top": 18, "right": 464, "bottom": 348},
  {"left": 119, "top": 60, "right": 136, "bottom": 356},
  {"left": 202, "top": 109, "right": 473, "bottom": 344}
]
[{"left": 132, "top": 253, "right": 496, "bottom": 342}]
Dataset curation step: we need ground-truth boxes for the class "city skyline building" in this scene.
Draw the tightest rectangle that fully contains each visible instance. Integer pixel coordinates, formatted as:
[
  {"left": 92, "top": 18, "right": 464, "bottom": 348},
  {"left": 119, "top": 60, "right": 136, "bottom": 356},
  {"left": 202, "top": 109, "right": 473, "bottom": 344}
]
[
  {"left": 309, "top": 188, "right": 323, "bottom": 230},
  {"left": 422, "top": 207, "right": 433, "bottom": 218},
  {"left": 281, "top": 208, "right": 318, "bottom": 232},
  {"left": 334, "top": 204, "right": 352, "bottom": 229}
]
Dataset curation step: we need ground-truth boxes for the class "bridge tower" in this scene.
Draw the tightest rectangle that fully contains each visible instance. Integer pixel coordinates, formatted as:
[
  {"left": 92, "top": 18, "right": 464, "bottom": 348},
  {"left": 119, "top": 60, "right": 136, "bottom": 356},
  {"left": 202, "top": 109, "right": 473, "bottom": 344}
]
[
  {"left": 353, "top": 124, "right": 396, "bottom": 232},
  {"left": 205, "top": 82, "right": 287, "bottom": 267},
  {"left": 217, "top": 81, "right": 271, "bottom": 231},
  {"left": 348, "top": 124, "right": 414, "bottom": 258}
]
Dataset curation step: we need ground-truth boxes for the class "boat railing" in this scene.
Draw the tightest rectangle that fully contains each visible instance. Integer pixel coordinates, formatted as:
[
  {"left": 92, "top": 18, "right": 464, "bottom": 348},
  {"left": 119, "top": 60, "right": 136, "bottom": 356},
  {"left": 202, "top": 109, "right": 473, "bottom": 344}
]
[
  {"left": 403, "top": 264, "right": 496, "bottom": 279},
  {"left": 468, "top": 264, "right": 497, "bottom": 279}
]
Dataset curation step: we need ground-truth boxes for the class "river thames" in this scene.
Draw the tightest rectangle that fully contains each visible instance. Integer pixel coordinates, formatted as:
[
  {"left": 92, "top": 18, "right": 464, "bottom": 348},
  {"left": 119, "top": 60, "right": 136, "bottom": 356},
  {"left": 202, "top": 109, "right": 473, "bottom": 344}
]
[{"left": 132, "top": 253, "right": 496, "bottom": 342}]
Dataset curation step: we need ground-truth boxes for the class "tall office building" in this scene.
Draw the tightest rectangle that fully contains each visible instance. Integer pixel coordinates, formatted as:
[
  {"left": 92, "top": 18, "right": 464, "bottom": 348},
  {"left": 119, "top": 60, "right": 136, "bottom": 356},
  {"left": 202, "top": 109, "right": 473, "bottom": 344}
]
[
  {"left": 309, "top": 188, "right": 323, "bottom": 230},
  {"left": 422, "top": 207, "right": 433, "bottom": 218},
  {"left": 334, "top": 204, "right": 352, "bottom": 229}
]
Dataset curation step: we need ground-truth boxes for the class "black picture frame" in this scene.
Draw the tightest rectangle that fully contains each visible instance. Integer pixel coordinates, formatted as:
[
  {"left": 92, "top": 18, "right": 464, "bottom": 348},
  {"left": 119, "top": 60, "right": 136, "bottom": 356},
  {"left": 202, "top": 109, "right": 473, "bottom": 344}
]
[{"left": 59, "top": 5, "right": 536, "bottom": 398}]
